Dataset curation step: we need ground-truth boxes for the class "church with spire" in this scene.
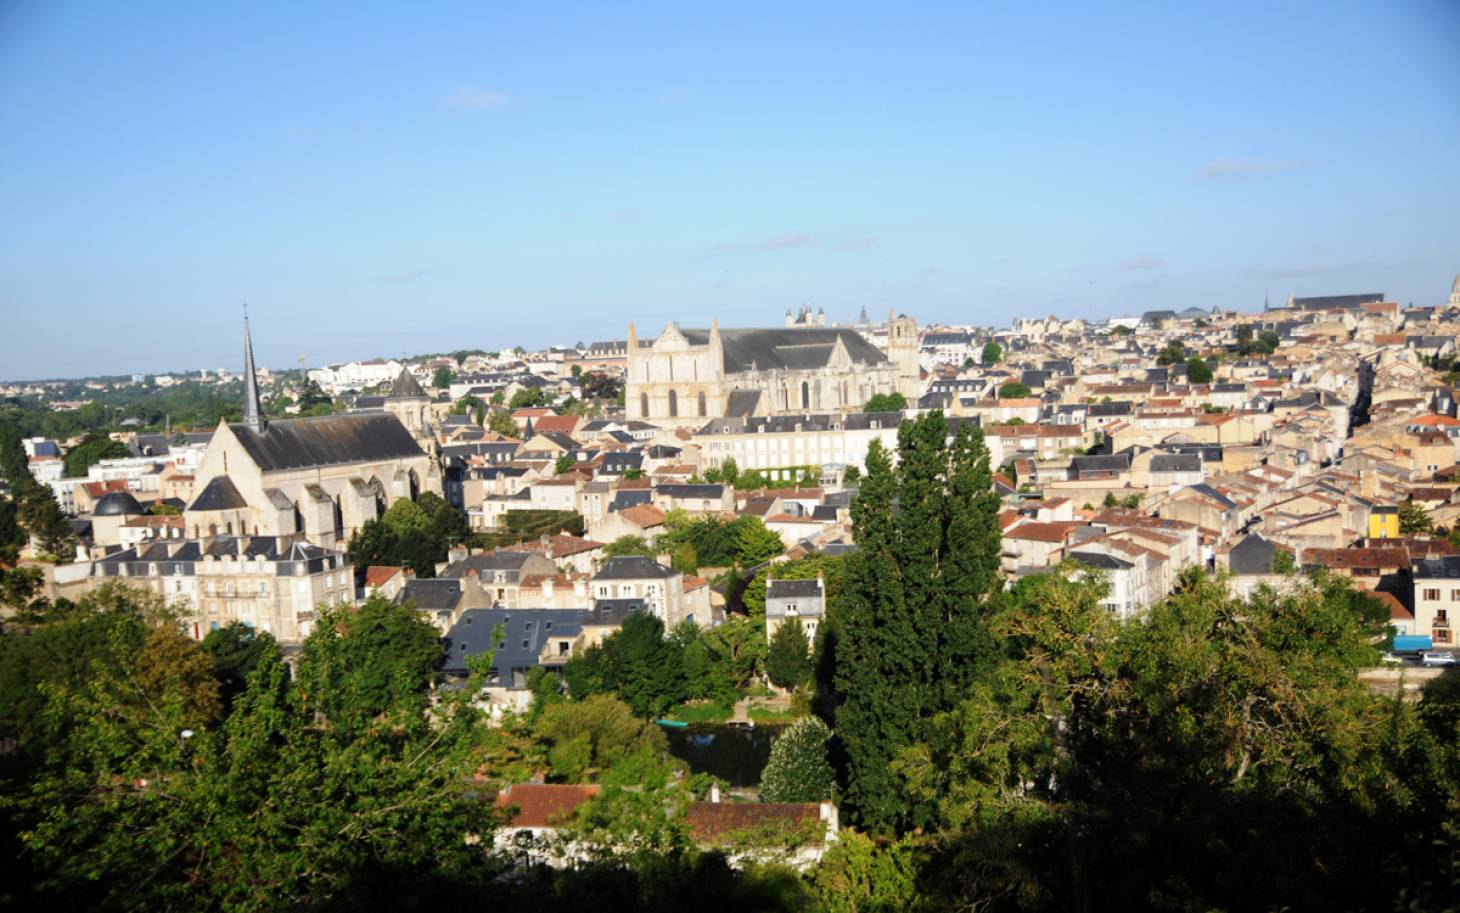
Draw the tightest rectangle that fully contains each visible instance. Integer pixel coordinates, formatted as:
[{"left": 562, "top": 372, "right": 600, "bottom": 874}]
[{"left": 184, "top": 315, "right": 441, "bottom": 549}]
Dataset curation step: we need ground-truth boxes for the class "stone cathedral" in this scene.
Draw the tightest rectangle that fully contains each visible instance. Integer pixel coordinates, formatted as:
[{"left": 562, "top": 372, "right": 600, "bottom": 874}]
[{"left": 626, "top": 309, "right": 920, "bottom": 423}]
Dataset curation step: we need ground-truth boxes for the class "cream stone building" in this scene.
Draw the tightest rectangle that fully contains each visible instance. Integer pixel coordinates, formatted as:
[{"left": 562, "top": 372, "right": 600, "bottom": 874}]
[
  {"left": 184, "top": 318, "right": 441, "bottom": 549},
  {"left": 625, "top": 310, "right": 919, "bottom": 423}
]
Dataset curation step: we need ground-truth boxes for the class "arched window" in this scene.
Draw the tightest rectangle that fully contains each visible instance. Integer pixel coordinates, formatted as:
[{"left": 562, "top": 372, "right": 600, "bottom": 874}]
[
  {"left": 640, "top": 393, "right": 650, "bottom": 417},
  {"left": 368, "top": 477, "right": 388, "bottom": 516},
  {"left": 408, "top": 469, "right": 420, "bottom": 501},
  {"left": 697, "top": 391, "right": 707, "bottom": 416},
  {"left": 801, "top": 381, "right": 810, "bottom": 409},
  {"left": 668, "top": 389, "right": 678, "bottom": 418}
]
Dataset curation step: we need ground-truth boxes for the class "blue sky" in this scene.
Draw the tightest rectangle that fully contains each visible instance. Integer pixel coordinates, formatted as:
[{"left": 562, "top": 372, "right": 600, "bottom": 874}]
[{"left": 2, "top": 1, "right": 1458, "bottom": 380}]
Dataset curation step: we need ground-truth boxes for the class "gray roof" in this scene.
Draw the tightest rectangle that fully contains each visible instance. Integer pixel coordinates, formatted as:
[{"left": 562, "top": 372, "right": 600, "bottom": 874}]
[
  {"left": 1228, "top": 533, "right": 1278, "bottom": 575},
  {"left": 386, "top": 368, "right": 428, "bottom": 399},
  {"left": 1413, "top": 555, "right": 1460, "bottom": 580},
  {"left": 593, "top": 556, "right": 675, "bottom": 580},
  {"left": 725, "top": 389, "right": 763, "bottom": 417},
  {"left": 767, "top": 578, "right": 822, "bottom": 599},
  {"left": 1068, "top": 551, "right": 1133, "bottom": 570},
  {"left": 442, "top": 551, "right": 537, "bottom": 577},
  {"left": 397, "top": 578, "right": 463, "bottom": 611},
  {"left": 93, "top": 490, "right": 144, "bottom": 516},
  {"left": 656, "top": 484, "right": 724, "bottom": 499},
  {"left": 679, "top": 327, "right": 888, "bottom": 374},
  {"left": 230, "top": 414, "right": 423, "bottom": 473},
  {"left": 1150, "top": 454, "right": 1202, "bottom": 473},
  {"left": 1290, "top": 293, "right": 1382, "bottom": 311},
  {"left": 188, "top": 476, "right": 247, "bottom": 512}
]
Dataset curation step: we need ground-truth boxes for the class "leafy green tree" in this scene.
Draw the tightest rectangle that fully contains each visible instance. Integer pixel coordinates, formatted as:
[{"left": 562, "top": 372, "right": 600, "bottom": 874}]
[
  {"left": 862, "top": 392, "right": 907, "bottom": 412},
  {"left": 835, "top": 412, "right": 1002, "bottom": 833},
  {"left": 700, "top": 615, "right": 768, "bottom": 690},
  {"left": 1156, "top": 339, "right": 1187, "bottom": 365},
  {"left": 554, "top": 453, "right": 576, "bottom": 475},
  {"left": 766, "top": 617, "right": 812, "bottom": 689},
  {"left": 842, "top": 464, "right": 860, "bottom": 484},
  {"left": 533, "top": 693, "right": 669, "bottom": 781},
  {"left": 759, "top": 715, "right": 835, "bottom": 802},
  {"left": 731, "top": 515, "right": 784, "bottom": 565},
  {"left": 1185, "top": 355, "right": 1213, "bottom": 384},
  {"left": 8, "top": 603, "right": 504, "bottom": 911},
  {"left": 564, "top": 613, "right": 687, "bottom": 717},
  {"left": 669, "top": 541, "right": 698, "bottom": 574},
  {"left": 62, "top": 433, "right": 129, "bottom": 478},
  {"left": 603, "top": 535, "right": 656, "bottom": 559},
  {"left": 982, "top": 341, "right": 1002, "bottom": 364},
  {"left": 811, "top": 831, "right": 921, "bottom": 913},
  {"left": 487, "top": 409, "right": 521, "bottom": 438},
  {"left": 1400, "top": 500, "right": 1433, "bottom": 535},
  {"left": 201, "top": 622, "right": 279, "bottom": 712},
  {"left": 508, "top": 387, "right": 547, "bottom": 409},
  {"left": 294, "top": 596, "right": 445, "bottom": 731},
  {"left": 432, "top": 366, "right": 456, "bottom": 388},
  {"left": 1272, "top": 547, "right": 1295, "bottom": 574},
  {"left": 997, "top": 381, "right": 1031, "bottom": 399}
]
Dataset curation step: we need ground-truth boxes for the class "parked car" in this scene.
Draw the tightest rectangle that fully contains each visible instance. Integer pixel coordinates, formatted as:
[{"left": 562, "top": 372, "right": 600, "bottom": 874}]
[{"left": 1420, "top": 651, "right": 1457, "bottom": 667}]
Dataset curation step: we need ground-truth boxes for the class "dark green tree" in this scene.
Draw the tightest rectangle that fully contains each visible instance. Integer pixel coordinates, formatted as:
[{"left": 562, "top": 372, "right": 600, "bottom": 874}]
[
  {"left": 1185, "top": 355, "right": 1213, "bottom": 384},
  {"left": 766, "top": 617, "right": 812, "bottom": 689},
  {"left": 758, "top": 715, "right": 835, "bottom": 802},
  {"left": 982, "top": 341, "right": 1002, "bottom": 364},
  {"left": 997, "top": 381, "right": 1031, "bottom": 399},
  {"left": 201, "top": 621, "right": 280, "bottom": 712},
  {"left": 863, "top": 392, "right": 907, "bottom": 412},
  {"left": 62, "top": 433, "right": 129, "bottom": 478},
  {"left": 432, "top": 366, "right": 456, "bottom": 388}
]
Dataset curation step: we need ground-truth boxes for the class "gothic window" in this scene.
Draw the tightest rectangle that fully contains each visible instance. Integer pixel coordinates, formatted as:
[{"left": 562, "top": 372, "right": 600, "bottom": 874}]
[
  {"left": 408, "top": 469, "right": 420, "bottom": 501},
  {"left": 332, "top": 496, "right": 344, "bottom": 534},
  {"left": 801, "top": 381, "right": 810, "bottom": 409},
  {"left": 668, "top": 389, "right": 678, "bottom": 418},
  {"left": 640, "top": 393, "right": 649, "bottom": 417},
  {"left": 697, "top": 391, "right": 707, "bottom": 416},
  {"left": 368, "top": 477, "right": 388, "bottom": 516}
]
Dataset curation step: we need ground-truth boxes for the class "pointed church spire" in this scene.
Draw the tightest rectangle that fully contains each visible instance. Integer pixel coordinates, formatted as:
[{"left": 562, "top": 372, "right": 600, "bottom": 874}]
[{"left": 242, "top": 305, "right": 266, "bottom": 433}]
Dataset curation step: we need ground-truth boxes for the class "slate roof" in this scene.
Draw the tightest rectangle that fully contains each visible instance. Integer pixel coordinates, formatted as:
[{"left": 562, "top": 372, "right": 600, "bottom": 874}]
[
  {"left": 1068, "top": 551, "right": 1133, "bottom": 570},
  {"left": 1291, "top": 293, "right": 1383, "bottom": 311},
  {"left": 656, "top": 484, "right": 725, "bottom": 499},
  {"left": 188, "top": 476, "right": 248, "bottom": 512},
  {"left": 679, "top": 327, "right": 888, "bottom": 373},
  {"left": 1412, "top": 555, "right": 1460, "bottom": 580},
  {"left": 609, "top": 489, "right": 654, "bottom": 512},
  {"left": 725, "top": 389, "right": 763, "bottom": 417},
  {"left": 386, "top": 368, "right": 428, "bottom": 399},
  {"left": 767, "top": 578, "right": 822, "bottom": 599},
  {"left": 442, "top": 551, "right": 539, "bottom": 577},
  {"left": 230, "top": 414, "right": 423, "bottom": 472},
  {"left": 593, "top": 556, "right": 676, "bottom": 580},
  {"left": 93, "top": 490, "right": 144, "bottom": 516},
  {"left": 397, "top": 578, "right": 463, "bottom": 612},
  {"left": 1228, "top": 533, "right": 1278, "bottom": 575},
  {"left": 1150, "top": 454, "right": 1202, "bottom": 473}
]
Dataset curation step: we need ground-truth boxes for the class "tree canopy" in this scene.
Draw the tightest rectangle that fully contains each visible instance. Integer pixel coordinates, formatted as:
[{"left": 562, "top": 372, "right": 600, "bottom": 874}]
[{"left": 862, "top": 392, "right": 907, "bottom": 412}]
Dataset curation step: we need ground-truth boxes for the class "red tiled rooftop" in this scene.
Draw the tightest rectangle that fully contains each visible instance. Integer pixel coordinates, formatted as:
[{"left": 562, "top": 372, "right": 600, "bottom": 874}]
[
  {"left": 494, "top": 783, "right": 600, "bottom": 828},
  {"left": 364, "top": 565, "right": 403, "bottom": 587},
  {"left": 685, "top": 801, "right": 823, "bottom": 844}
]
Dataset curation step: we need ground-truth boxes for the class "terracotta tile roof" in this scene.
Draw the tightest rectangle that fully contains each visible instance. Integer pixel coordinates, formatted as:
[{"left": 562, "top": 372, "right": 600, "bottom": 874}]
[
  {"left": 365, "top": 566, "right": 403, "bottom": 587},
  {"left": 1006, "top": 520, "right": 1079, "bottom": 543},
  {"left": 1365, "top": 589, "right": 1412, "bottom": 621},
  {"left": 619, "top": 504, "right": 666, "bottom": 529},
  {"left": 81, "top": 480, "right": 130, "bottom": 499},
  {"left": 1407, "top": 414, "right": 1460, "bottom": 428},
  {"left": 494, "top": 783, "right": 600, "bottom": 828},
  {"left": 685, "top": 801, "right": 823, "bottom": 844},
  {"left": 532, "top": 415, "right": 581, "bottom": 435},
  {"left": 1303, "top": 548, "right": 1409, "bottom": 570}
]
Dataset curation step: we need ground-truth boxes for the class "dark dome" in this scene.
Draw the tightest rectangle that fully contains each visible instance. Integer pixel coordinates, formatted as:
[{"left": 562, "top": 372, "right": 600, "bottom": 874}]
[{"left": 93, "top": 490, "right": 144, "bottom": 516}]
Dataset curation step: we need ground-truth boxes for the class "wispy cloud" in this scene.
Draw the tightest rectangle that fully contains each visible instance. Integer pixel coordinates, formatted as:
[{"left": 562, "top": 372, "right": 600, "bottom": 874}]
[
  {"left": 440, "top": 84, "right": 511, "bottom": 110},
  {"left": 1197, "top": 157, "right": 1305, "bottom": 179},
  {"left": 379, "top": 268, "right": 428, "bottom": 286},
  {"left": 1245, "top": 262, "right": 1358, "bottom": 280},
  {"left": 1118, "top": 255, "right": 1164, "bottom": 271},
  {"left": 720, "top": 232, "right": 816, "bottom": 251},
  {"left": 833, "top": 237, "right": 876, "bottom": 252}
]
